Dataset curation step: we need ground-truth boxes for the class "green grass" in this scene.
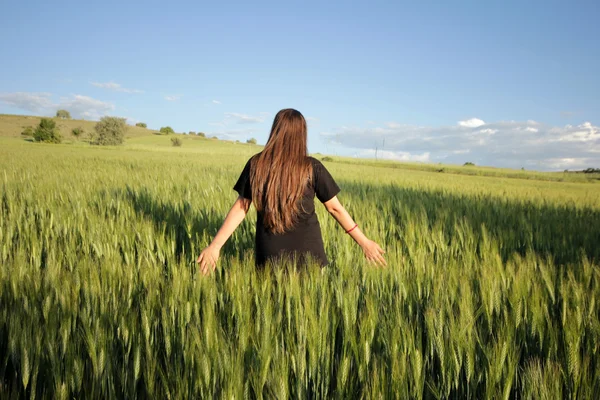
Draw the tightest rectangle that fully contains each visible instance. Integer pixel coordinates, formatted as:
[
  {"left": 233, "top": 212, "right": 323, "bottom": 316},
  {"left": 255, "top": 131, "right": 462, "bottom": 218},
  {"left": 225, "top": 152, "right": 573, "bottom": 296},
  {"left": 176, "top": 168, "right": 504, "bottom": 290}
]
[{"left": 1, "top": 132, "right": 599, "bottom": 398}]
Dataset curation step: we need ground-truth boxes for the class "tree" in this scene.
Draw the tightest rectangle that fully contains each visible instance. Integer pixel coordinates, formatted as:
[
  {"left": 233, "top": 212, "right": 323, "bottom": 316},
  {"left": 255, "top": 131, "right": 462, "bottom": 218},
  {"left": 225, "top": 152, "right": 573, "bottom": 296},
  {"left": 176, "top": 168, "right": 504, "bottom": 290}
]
[
  {"left": 197, "top": 132, "right": 206, "bottom": 137},
  {"left": 56, "top": 110, "right": 71, "bottom": 119},
  {"left": 34, "top": 118, "right": 62, "bottom": 143},
  {"left": 246, "top": 138, "right": 257, "bottom": 145},
  {"left": 92, "top": 116, "right": 127, "bottom": 145},
  {"left": 21, "top": 126, "right": 34, "bottom": 136},
  {"left": 72, "top": 127, "right": 84, "bottom": 138},
  {"left": 160, "top": 126, "right": 174, "bottom": 135},
  {"left": 189, "top": 131, "right": 196, "bottom": 136},
  {"left": 463, "top": 162, "right": 475, "bottom": 166},
  {"left": 135, "top": 122, "right": 147, "bottom": 128}
]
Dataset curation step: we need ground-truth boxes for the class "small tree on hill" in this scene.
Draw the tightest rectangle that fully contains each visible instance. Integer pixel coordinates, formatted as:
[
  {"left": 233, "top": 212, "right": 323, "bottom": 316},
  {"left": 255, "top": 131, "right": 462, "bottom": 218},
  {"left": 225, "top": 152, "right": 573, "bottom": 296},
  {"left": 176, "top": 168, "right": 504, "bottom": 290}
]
[
  {"left": 34, "top": 118, "right": 62, "bottom": 143},
  {"left": 56, "top": 110, "right": 71, "bottom": 119},
  {"left": 189, "top": 131, "right": 196, "bottom": 136},
  {"left": 464, "top": 162, "right": 475, "bottom": 166},
  {"left": 72, "top": 127, "right": 84, "bottom": 138},
  {"left": 135, "top": 122, "right": 147, "bottom": 128},
  {"left": 197, "top": 132, "right": 206, "bottom": 137},
  {"left": 92, "top": 117, "right": 127, "bottom": 145},
  {"left": 246, "top": 138, "right": 257, "bottom": 145},
  {"left": 160, "top": 126, "right": 174, "bottom": 135},
  {"left": 21, "top": 126, "right": 34, "bottom": 136}
]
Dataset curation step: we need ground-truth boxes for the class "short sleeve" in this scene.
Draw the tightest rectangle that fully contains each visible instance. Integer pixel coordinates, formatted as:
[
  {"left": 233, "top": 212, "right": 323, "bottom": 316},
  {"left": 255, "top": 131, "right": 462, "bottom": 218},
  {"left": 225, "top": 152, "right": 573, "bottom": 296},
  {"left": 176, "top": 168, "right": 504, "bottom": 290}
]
[
  {"left": 233, "top": 158, "right": 252, "bottom": 199},
  {"left": 313, "top": 159, "right": 340, "bottom": 203}
]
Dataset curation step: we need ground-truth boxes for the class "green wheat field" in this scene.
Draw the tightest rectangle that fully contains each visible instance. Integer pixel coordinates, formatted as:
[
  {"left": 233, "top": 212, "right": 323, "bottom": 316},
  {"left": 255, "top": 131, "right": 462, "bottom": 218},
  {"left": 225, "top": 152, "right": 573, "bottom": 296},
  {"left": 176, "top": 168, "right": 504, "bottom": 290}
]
[{"left": 1, "top": 115, "right": 600, "bottom": 398}]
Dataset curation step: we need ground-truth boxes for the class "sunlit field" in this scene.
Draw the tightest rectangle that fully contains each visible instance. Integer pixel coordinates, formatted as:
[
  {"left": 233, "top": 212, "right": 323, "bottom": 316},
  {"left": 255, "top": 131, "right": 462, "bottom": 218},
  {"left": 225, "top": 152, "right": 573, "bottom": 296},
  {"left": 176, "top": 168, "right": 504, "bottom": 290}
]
[{"left": 1, "top": 132, "right": 599, "bottom": 398}]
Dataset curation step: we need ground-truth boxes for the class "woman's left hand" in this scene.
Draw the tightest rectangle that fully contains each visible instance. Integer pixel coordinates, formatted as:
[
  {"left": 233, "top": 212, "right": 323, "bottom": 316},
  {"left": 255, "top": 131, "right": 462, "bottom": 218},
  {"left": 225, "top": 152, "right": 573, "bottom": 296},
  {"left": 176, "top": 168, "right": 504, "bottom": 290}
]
[{"left": 197, "top": 245, "right": 220, "bottom": 275}]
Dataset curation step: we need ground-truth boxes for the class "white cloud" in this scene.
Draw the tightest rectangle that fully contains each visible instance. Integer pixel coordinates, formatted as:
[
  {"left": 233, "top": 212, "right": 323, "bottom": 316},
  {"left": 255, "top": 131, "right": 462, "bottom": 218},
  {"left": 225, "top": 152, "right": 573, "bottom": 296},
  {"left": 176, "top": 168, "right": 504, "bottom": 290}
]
[
  {"left": 91, "top": 81, "right": 143, "bottom": 94},
  {"left": 360, "top": 149, "right": 431, "bottom": 162},
  {"left": 59, "top": 95, "right": 115, "bottom": 120},
  {"left": 224, "top": 112, "right": 266, "bottom": 124},
  {"left": 208, "top": 128, "right": 258, "bottom": 140},
  {"left": 321, "top": 119, "right": 600, "bottom": 171},
  {"left": 212, "top": 100, "right": 221, "bottom": 104},
  {"left": 386, "top": 122, "right": 404, "bottom": 129},
  {"left": 0, "top": 92, "right": 54, "bottom": 113},
  {"left": 0, "top": 91, "right": 115, "bottom": 120},
  {"left": 122, "top": 116, "right": 140, "bottom": 125},
  {"left": 458, "top": 118, "right": 486, "bottom": 128},
  {"left": 165, "top": 95, "right": 181, "bottom": 101}
]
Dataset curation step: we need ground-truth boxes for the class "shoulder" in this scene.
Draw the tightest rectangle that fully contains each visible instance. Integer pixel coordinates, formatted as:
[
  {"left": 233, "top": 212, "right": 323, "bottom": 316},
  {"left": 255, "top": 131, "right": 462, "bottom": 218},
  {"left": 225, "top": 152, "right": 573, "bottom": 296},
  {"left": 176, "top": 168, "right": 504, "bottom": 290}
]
[
  {"left": 308, "top": 156, "right": 324, "bottom": 168},
  {"left": 244, "top": 152, "right": 261, "bottom": 167},
  {"left": 308, "top": 157, "right": 332, "bottom": 182}
]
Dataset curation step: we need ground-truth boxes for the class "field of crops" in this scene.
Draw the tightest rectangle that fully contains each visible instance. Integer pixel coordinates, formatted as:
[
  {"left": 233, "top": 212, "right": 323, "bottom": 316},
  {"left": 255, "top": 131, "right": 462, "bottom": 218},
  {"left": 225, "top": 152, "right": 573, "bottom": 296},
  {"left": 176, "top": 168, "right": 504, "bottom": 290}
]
[{"left": 1, "top": 135, "right": 599, "bottom": 399}]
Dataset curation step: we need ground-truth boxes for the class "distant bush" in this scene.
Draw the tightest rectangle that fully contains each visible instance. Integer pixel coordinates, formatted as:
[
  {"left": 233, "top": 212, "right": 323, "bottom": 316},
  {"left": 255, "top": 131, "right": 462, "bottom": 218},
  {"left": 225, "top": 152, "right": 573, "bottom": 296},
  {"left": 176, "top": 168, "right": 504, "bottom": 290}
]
[
  {"left": 135, "top": 122, "right": 147, "bottom": 128},
  {"left": 197, "top": 132, "right": 206, "bottom": 137},
  {"left": 71, "top": 127, "right": 84, "bottom": 137},
  {"left": 584, "top": 168, "right": 600, "bottom": 174},
  {"left": 171, "top": 137, "right": 182, "bottom": 147},
  {"left": 33, "top": 118, "right": 62, "bottom": 143},
  {"left": 464, "top": 162, "right": 475, "bottom": 166},
  {"left": 211, "top": 136, "right": 218, "bottom": 140},
  {"left": 92, "top": 117, "right": 127, "bottom": 145},
  {"left": 322, "top": 156, "right": 334, "bottom": 162},
  {"left": 55, "top": 109, "right": 71, "bottom": 119},
  {"left": 246, "top": 138, "right": 257, "bottom": 145},
  {"left": 188, "top": 131, "right": 196, "bottom": 136},
  {"left": 21, "top": 126, "right": 34, "bottom": 137},
  {"left": 160, "top": 126, "right": 174, "bottom": 135}
]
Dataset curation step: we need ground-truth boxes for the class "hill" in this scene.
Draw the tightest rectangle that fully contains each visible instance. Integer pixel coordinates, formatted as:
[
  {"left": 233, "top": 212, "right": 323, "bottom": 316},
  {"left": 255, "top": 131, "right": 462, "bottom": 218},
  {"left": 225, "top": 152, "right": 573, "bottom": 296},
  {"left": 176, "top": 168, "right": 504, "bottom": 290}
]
[
  {"left": 0, "top": 113, "right": 154, "bottom": 139},
  {"left": 1, "top": 113, "right": 598, "bottom": 183}
]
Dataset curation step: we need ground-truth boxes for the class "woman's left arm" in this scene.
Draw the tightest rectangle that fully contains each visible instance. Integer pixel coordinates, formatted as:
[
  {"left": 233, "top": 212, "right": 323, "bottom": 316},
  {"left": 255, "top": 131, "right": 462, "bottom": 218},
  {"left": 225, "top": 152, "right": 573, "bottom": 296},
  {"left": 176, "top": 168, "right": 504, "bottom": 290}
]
[{"left": 197, "top": 195, "right": 251, "bottom": 275}]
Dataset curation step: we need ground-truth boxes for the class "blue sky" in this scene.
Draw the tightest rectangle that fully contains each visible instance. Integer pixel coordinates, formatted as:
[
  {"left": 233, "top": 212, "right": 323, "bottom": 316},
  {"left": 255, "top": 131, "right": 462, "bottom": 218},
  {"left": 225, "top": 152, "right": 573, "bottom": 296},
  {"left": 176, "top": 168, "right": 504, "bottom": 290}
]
[{"left": 1, "top": 0, "right": 598, "bottom": 170}]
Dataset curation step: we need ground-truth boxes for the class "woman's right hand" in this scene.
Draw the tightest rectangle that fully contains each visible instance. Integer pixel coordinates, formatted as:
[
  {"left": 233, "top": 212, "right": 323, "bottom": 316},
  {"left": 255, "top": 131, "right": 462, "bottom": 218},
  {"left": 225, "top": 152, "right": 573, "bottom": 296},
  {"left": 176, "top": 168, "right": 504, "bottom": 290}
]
[
  {"left": 197, "top": 244, "right": 221, "bottom": 275},
  {"left": 360, "top": 239, "right": 387, "bottom": 266}
]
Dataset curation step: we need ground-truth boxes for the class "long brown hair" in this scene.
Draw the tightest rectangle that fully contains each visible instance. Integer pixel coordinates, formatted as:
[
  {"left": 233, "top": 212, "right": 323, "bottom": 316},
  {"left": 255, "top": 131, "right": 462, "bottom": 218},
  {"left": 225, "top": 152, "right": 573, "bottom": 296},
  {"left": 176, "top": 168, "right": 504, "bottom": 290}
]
[{"left": 250, "top": 108, "right": 312, "bottom": 234}]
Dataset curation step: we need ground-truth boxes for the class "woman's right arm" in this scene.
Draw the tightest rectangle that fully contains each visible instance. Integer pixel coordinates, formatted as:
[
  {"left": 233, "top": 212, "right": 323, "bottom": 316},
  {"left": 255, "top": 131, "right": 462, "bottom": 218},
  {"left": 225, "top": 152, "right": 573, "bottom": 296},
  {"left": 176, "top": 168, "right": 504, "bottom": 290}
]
[
  {"left": 197, "top": 195, "right": 250, "bottom": 275},
  {"left": 323, "top": 196, "right": 387, "bottom": 266}
]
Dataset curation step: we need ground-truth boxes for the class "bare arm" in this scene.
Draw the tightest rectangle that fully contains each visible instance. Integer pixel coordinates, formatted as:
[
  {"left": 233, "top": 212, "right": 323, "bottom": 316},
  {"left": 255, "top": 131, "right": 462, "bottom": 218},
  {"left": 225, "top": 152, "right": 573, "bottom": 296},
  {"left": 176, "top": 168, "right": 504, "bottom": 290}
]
[
  {"left": 323, "top": 195, "right": 386, "bottom": 266},
  {"left": 197, "top": 195, "right": 251, "bottom": 274}
]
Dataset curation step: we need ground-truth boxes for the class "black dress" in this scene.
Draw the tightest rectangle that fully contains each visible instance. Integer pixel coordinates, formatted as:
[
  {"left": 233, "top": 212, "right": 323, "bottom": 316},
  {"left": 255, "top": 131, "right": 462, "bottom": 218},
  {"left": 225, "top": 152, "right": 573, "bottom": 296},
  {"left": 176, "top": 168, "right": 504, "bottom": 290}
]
[{"left": 233, "top": 156, "right": 340, "bottom": 267}]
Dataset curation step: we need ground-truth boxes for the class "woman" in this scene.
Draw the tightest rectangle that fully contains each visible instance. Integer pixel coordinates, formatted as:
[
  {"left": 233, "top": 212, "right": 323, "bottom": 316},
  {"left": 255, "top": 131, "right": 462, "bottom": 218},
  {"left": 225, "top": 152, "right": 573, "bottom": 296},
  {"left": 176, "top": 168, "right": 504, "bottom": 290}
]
[{"left": 197, "top": 109, "right": 386, "bottom": 274}]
